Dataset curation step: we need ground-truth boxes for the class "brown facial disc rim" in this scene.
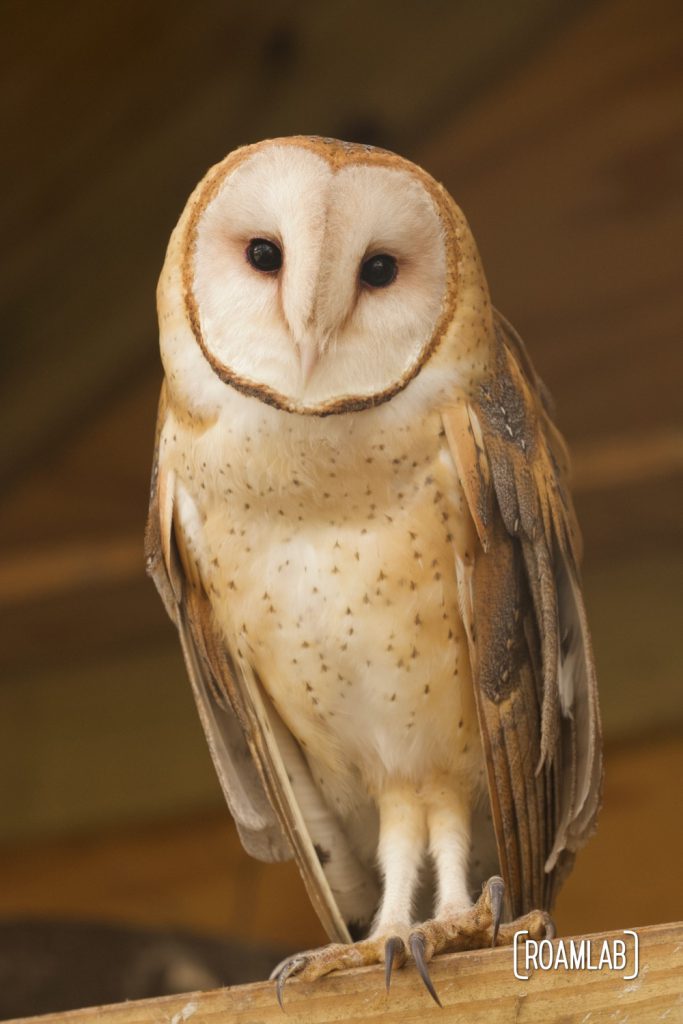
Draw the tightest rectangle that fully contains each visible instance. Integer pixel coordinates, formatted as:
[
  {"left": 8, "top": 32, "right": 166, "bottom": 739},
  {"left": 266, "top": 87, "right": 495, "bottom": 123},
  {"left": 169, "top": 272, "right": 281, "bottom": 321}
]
[{"left": 181, "top": 135, "right": 460, "bottom": 417}]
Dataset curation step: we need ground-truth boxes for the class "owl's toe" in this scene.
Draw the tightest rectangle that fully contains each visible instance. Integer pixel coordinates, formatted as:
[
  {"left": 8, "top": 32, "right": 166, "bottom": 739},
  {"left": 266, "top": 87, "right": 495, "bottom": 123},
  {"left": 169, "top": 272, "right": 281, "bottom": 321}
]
[
  {"left": 271, "top": 933, "right": 405, "bottom": 1008},
  {"left": 407, "top": 876, "right": 554, "bottom": 967},
  {"left": 494, "top": 905, "right": 555, "bottom": 946}
]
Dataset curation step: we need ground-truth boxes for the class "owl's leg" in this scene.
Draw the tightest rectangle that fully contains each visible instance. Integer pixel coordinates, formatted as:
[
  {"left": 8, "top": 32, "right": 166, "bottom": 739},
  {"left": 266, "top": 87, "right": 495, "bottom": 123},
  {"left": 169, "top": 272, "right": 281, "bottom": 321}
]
[
  {"left": 406, "top": 787, "right": 552, "bottom": 1005},
  {"left": 272, "top": 785, "right": 425, "bottom": 1006}
]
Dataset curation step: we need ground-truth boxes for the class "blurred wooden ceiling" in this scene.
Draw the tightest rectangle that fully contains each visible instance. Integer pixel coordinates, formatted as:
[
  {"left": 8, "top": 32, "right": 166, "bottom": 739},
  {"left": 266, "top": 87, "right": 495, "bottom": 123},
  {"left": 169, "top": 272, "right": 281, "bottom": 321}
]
[
  {"left": 1, "top": 0, "right": 589, "bottom": 481},
  {"left": 1, "top": 0, "right": 681, "bottom": 841}
]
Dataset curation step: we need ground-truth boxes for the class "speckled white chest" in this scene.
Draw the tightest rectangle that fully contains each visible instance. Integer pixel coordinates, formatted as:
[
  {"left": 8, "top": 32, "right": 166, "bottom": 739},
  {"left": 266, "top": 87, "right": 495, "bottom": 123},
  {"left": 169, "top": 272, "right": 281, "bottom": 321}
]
[{"left": 169, "top": 396, "right": 485, "bottom": 814}]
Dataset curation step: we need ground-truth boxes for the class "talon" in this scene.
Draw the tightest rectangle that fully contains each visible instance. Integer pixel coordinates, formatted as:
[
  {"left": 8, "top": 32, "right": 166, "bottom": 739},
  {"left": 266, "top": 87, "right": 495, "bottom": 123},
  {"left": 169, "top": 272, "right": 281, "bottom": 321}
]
[
  {"left": 545, "top": 916, "right": 556, "bottom": 941},
  {"left": 274, "top": 956, "right": 305, "bottom": 1010},
  {"left": 409, "top": 933, "right": 442, "bottom": 1008},
  {"left": 488, "top": 875, "right": 505, "bottom": 947},
  {"left": 384, "top": 936, "right": 405, "bottom": 993}
]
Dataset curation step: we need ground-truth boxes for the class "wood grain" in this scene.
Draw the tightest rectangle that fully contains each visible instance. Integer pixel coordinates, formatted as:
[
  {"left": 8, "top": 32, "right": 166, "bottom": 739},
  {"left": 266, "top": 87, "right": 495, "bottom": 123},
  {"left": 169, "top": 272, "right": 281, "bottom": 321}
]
[{"left": 8, "top": 922, "right": 682, "bottom": 1024}]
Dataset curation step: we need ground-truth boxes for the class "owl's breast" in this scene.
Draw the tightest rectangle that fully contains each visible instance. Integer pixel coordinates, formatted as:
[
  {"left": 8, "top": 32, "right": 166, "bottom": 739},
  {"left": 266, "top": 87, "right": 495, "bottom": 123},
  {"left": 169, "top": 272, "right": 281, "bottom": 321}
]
[{"left": 176, "top": 403, "right": 484, "bottom": 805}]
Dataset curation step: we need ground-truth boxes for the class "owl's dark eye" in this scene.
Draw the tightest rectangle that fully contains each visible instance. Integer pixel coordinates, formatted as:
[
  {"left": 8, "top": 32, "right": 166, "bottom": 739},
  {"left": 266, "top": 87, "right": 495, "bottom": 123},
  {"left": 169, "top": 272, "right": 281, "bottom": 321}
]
[
  {"left": 246, "top": 238, "right": 282, "bottom": 273},
  {"left": 360, "top": 253, "right": 397, "bottom": 288}
]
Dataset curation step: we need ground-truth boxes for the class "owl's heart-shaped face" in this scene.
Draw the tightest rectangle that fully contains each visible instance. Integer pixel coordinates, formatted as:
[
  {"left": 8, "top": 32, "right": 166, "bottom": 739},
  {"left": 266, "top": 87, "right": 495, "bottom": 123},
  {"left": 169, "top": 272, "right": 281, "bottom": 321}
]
[{"left": 182, "top": 139, "right": 457, "bottom": 415}]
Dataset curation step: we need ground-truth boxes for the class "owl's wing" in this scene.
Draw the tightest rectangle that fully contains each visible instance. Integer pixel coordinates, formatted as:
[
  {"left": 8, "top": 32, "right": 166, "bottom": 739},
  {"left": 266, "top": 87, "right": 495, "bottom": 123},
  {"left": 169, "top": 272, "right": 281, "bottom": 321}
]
[
  {"left": 442, "top": 311, "right": 602, "bottom": 915},
  {"left": 145, "top": 385, "right": 378, "bottom": 943}
]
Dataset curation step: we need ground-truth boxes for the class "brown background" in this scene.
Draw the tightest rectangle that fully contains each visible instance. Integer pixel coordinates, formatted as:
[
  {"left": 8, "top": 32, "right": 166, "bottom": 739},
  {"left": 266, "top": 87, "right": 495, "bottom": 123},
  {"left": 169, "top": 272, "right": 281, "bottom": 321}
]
[{"left": 1, "top": 0, "right": 682, "bottom": 1014}]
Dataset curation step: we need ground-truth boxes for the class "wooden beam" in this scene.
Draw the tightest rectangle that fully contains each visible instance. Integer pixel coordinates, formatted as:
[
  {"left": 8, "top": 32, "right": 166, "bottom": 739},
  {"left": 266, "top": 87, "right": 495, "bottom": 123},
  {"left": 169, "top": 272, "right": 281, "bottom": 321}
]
[
  {"left": 1, "top": 427, "right": 679, "bottom": 607},
  {"left": 10, "top": 922, "right": 682, "bottom": 1023},
  {"left": 0, "top": 537, "right": 142, "bottom": 608},
  {"left": 571, "top": 428, "right": 683, "bottom": 493}
]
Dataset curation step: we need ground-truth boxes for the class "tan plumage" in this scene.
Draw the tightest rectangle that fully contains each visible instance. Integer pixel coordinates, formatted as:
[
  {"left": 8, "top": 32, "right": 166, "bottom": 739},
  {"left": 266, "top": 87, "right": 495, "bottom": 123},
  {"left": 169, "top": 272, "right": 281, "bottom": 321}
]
[{"left": 146, "top": 136, "right": 602, "bottom": 991}]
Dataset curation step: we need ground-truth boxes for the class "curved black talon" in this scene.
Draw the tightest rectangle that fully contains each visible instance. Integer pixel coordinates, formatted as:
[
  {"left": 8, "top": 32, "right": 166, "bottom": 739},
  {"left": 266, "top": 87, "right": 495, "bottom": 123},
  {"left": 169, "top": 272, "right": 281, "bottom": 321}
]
[
  {"left": 488, "top": 875, "right": 505, "bottom": 947},
  {"left": 409, "top": 933, "right": 442, "bottom": 1008},
  {"left": 273, "top": 956, "right": 306, "bottom": 1010},
  {"left": 384, "top": 936, "right": 405, "bottom": 993}
]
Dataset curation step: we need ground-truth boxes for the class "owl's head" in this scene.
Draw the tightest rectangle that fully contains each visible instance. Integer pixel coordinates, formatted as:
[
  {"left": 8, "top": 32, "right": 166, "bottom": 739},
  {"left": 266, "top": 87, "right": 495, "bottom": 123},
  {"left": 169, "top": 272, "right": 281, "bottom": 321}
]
[{"left": 159, "top": 137, "right": 492, "bottom": 418}]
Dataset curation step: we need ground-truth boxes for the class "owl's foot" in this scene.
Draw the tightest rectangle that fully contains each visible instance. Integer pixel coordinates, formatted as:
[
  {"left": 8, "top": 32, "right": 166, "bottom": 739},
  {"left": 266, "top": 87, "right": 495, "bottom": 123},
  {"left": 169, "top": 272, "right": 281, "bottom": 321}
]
[
  {"left": 271, "top": 877, "right": 554, "bottom": 1008},
  {"left": 271, "top": 932, "right": 408, "bottom": 1008},
  {"left": 408, "top": 875, "right": 555, "bottom": 1005}
]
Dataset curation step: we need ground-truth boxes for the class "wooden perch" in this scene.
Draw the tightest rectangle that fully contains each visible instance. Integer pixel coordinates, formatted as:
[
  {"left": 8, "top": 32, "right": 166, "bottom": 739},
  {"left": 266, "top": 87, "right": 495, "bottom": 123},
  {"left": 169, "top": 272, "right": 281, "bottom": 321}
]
[{"left": 11, "top": 922, "right": 682, "bottom": 1023}]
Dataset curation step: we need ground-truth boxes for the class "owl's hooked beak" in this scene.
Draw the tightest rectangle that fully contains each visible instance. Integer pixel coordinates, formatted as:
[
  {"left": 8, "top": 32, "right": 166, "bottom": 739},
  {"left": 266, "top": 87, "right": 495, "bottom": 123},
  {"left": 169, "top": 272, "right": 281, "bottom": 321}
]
[{"left": 296, "top": 341, "right": 321, "bottom": 388}]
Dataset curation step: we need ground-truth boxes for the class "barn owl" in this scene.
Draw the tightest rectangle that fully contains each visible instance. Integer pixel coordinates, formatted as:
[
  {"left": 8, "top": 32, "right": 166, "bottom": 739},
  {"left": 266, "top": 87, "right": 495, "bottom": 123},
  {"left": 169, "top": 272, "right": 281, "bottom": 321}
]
[{"left": 146, "top": 136, "right": 602, "bottom": 1005}]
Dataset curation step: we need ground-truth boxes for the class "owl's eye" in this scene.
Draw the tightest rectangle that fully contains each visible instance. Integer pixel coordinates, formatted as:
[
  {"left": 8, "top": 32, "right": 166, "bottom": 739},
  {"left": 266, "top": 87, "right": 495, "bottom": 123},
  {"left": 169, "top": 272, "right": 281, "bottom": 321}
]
[
  {"left": 360, "top": 253, "right": 397, "bottom": 288},
  {"left": 246, "top": 238, "right": 282, "bottom": 273}
]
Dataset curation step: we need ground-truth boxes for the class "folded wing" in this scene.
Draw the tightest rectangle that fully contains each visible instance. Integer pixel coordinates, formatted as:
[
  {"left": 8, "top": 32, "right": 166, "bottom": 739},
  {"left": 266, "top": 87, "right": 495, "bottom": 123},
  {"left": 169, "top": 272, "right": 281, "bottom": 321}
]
[
  {"left": 442, "top": 312, "right": 602, "bottom": 915},
  {"left": 145, "top": 385, "right": 378, "bottom": 942}
]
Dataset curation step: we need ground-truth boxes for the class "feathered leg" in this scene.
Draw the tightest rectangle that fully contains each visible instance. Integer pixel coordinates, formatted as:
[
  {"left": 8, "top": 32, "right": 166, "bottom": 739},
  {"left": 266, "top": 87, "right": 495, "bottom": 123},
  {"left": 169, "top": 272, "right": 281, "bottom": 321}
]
[
  {"left": 407, "top": 783, "right": 553, "bottom": 1004},
  {"left": 272, "top": 784, "right": 425, "bottom": 1004}
]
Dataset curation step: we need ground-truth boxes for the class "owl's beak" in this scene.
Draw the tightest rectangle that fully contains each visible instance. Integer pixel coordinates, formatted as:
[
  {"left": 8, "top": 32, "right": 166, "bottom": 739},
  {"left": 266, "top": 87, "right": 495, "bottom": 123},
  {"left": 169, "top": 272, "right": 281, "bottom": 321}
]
[{"left": 296, "top": 341, "right": 320, "bottom": 388}]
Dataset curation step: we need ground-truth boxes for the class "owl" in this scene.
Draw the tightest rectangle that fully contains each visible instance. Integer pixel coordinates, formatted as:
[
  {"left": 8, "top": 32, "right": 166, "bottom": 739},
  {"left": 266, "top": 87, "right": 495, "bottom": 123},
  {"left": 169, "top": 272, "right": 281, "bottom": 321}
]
[{"left": 146, "top": 136, "right": 602, "bottom": 1005}]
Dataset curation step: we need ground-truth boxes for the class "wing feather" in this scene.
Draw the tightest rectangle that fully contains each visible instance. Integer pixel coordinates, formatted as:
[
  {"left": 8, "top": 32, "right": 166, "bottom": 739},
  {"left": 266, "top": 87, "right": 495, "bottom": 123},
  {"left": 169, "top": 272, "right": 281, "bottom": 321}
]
[
  {"left": 443, "top": 311, "right": 602, "bottom": 913},
  {"left": 145, "top": 391, "right": 378, "bottom": 942}
]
